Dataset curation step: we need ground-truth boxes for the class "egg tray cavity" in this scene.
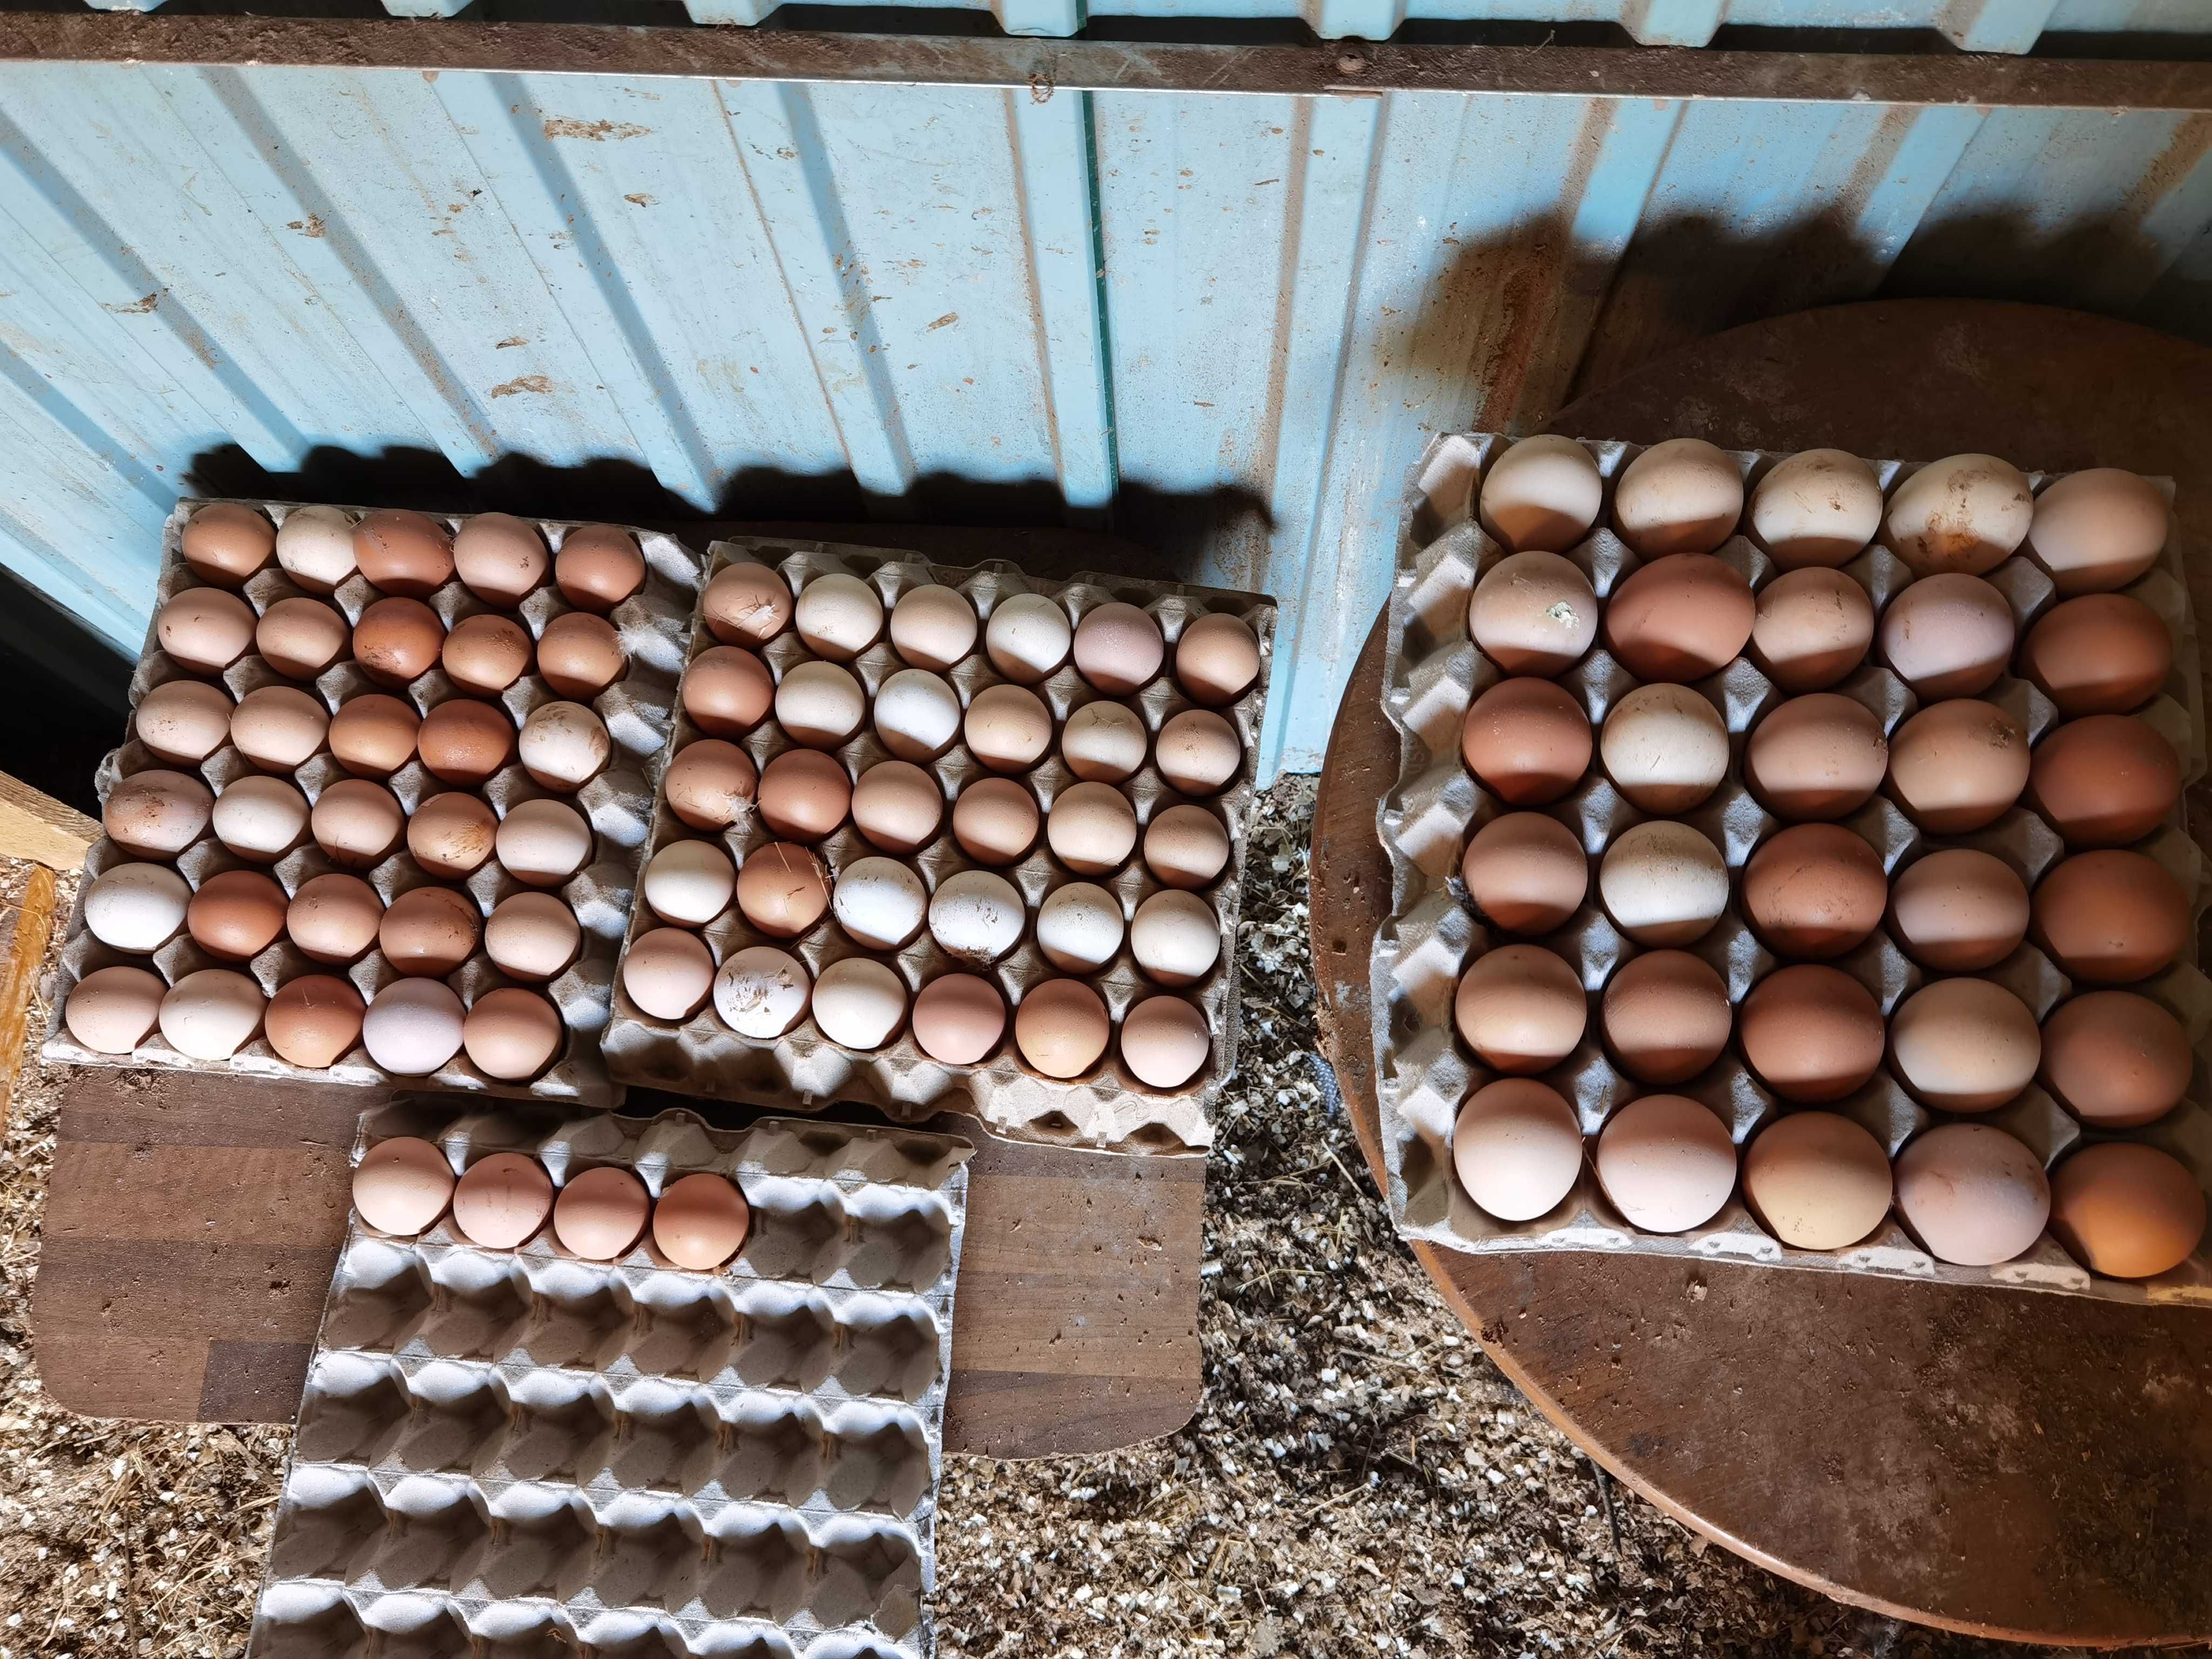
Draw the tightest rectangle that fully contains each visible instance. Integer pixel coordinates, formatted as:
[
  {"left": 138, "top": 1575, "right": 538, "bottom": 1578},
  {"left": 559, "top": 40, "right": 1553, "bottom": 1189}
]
[
  {"left": 600, "top": 536, "right": 1277, "bottom": 1156},
  {"left": 1373, "top": 433, "right": 2212, "bottom": 1307},
  {"left": 39, "top": 498, "right": 707, "bottom": 1106},
  {"left": 247, "top": 1101, "right": 972, "bottom": 1659}
]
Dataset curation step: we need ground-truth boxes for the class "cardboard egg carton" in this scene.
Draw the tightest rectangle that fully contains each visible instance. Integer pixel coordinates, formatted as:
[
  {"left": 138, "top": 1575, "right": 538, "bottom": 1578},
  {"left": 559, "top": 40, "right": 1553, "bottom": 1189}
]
[
  {"left": 601, "top": 537, "right": 1277, "bottom": 1155},
  {"left": 40, "top": 500, "right": 704, "bottom": 1105},
  {"left": 247, "top": 1100, "right": 972, "bottom": 1659},
  {"left": 1374, "top": 432, "right": 2212, "bottom": 1305}
]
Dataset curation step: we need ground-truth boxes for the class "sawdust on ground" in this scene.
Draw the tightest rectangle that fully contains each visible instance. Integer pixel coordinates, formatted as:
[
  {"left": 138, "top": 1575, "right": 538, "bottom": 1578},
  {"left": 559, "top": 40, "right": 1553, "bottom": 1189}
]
[{"left": 0, "top": 794, "right": 2137, "bottom": 1657}]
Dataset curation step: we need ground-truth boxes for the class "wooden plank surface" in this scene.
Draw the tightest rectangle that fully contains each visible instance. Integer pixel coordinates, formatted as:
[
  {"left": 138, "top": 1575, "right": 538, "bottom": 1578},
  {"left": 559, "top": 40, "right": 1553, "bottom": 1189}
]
[
  {"left": 1311, "top": 299, "right": 2212, "bottom": 1647},
  {"left": 0, "top": 770, "right": 96, "bottom": 871},
  {"left": 32, "top": 1068, "right": 1203, "bottom": 1458},
  {"left": 0, "top": 862, "right": 58, "bottom": 1120}
]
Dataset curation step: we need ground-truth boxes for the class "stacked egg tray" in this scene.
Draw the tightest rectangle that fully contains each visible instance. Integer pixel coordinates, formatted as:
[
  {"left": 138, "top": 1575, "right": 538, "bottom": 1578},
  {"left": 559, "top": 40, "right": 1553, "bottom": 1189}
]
[
  {"left": 40, "top": 500, "right": 703, "bottom": 1105},
  {"left": 247, "top": 1101, "right": 972, "bottom": 1659},
  {"left": 1371, "top": 432, "right": 2212, "bottom": 1306},
  {"left": 601, "top": 537, "right": 1277, "bottom": 1155}
]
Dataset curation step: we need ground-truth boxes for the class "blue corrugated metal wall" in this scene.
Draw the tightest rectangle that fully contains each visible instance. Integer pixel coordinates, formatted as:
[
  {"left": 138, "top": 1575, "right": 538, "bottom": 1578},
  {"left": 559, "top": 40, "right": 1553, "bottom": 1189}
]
[{"left": 5, "top": 63, "right": 2212, "bottom": 774}]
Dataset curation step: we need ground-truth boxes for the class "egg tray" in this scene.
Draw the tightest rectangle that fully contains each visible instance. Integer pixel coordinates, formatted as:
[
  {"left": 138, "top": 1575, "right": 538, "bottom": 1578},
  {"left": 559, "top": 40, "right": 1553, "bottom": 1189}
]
[
  {"left": 1371, "top": 431, "right": 2212, "bottom": 1305},
  {"left": 246, "top": 1100, "right": 972, "bottom": 1659},
  {"left": 600, "top": 536, "right": 1277, "bottom": 1155},
  {"left": 38, "top": 498, "right": 707, "bottom": 1106}
]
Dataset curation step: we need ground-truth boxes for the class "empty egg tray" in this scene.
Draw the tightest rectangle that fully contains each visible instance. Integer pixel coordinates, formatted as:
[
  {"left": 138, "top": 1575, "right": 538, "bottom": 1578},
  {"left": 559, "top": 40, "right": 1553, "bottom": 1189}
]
[
  {"left": 601, "top": 537, "right": 1277, "bottom": 1156},
  {"left": 1373, "top": 432, "right": 2212, "bottom": 1306},
  {"left": 246, "top": 1101, "right": 972, "bottom": 1659},
  {"left": 40, "top": 500, "right": 705, "bottom": 1105}
]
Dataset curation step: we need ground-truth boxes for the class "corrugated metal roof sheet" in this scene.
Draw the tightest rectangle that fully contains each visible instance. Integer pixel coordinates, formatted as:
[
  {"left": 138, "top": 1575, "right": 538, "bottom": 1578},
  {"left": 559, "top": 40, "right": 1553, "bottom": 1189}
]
[{"left": 3, "top": 41, "right": 2211, "bottom": 773}]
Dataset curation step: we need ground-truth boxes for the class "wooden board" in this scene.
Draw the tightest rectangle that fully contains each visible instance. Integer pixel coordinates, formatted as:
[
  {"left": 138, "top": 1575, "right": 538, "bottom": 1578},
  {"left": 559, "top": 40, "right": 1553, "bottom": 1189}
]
[
  {"left": 1311, "top": 300, "right": 2212, "bottom": 1647},
  {"left": 32, "top": 1068, "right": 1202, "bottom": 1459}
]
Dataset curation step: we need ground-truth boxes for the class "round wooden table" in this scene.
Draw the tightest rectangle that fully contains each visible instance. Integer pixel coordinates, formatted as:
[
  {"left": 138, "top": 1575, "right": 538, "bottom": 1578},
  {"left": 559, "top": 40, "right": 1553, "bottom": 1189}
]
[{"left": 1311, "top": 301, "right": 2212, "bottom": 1647}]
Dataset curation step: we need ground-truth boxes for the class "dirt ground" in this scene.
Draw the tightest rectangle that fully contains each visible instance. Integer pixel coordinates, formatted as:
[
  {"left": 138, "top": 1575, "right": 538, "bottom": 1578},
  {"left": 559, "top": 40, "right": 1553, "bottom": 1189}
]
[{"left": 0, "top": 794, "right": 2170, "bottom": 1658}]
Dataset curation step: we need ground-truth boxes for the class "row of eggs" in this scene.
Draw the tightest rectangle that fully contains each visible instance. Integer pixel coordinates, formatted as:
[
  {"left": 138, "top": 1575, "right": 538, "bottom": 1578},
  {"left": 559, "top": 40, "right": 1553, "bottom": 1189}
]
[{"left": 349, "top": 1136, "right": 751, "bottom": 1271}]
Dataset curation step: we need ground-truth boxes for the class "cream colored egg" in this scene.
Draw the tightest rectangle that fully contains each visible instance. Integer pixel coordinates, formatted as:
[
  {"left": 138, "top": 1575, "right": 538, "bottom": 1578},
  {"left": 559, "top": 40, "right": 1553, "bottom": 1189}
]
[
  {"left": 1599, "top": 820, "right": 1728, "bottom": 947},
  {"left": 643, "top": 839, "right": 737, "bottom": 927},
  {"left": 2029, "top": 468, "right": 2170, "bottom": 595},
  {"left": 873, "top": 669, "right": 962, "bottom": 762},
  {"left": 211, "top": 775, "right": 309, "bottom": 864},
  {"left": 774, "top": 660, "right": 867, "bottom": 750},
  {"left": 832, "top": 856, "right": 928, "bottom": 952},
  {"left": 1476, "top": 434, "right": 1602, "bottom": 554},
  {"left": 889, "top": 583, "right": 979, "bottom": 671},
  {"left": 985, "top": 593, "right": 1072, "bottom": 683},
  {"left": 1613, "top": 438, "right": 1744, "bottom": 557},
  {"left": 1599, "top": 684, "right": 1728, "bottom": 813},
  {"left": 1063, "top": 700, "right": 1149, "bottom": 783},
  {"left": 794, "top": 572, "right": 885, "bottom": 660},
  {"left": 158, "top": 968, "right": 266, "bottom": 1060},
  {"left": 928, "top": 869, "right": 1026, "bottom": 966},
  {"left": 1037, "top": 881, "right": 1125, "bottom": 974},
  {"left": 1749, "top": 449, "right": 1881, "bottom": 569},
  {"left": 84, "top": 864, "right": 192, "bottom": 954},
  {"left": 273, "top": 504, "right": 358, "bottom": 592},
  {"left": 517, "top": 702, "right": 612, "bottom": 792},
  {"left": 496, "top": 798, "right": 594, "bottom": 888},
  {"left": 1131, "top": 890, "right": 1220, "bottom": 986},
  {"left": 812, "top": 957, "right": 908, "bottom": 1050}
]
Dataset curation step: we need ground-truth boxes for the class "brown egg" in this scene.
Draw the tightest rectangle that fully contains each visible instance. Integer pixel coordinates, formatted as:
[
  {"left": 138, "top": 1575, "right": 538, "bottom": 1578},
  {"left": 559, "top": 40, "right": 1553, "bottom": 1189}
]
[
  {"left": 682, "top": 645, "right": 773, "bottom": 737},
  {"left": 665, "top": 739, "right": 760, "bottom": 831},
  {"left": 1887, "top": 699, "right": 2028, "bottom": 833},
  {"left": 1594, "top": 1094, "right": 1737, "bottom": 1234},
  {"left": 774, "top": 661, "right": 866, "bottom": 751},
  {"left": 1894, "top": 1123, "right": 2050, "bottom": 1266},
  {"left": 1015, "top": 978, "right": 1111, "bottom": 1079},
  {"left": 911, "top": 974, "right": 1006, "bottom": 1065},
  {"left": 1459, "top": 812, "right": 1586, "bottom": 934},
  {"left": 953, "top": 777, "right": 1041, "bottom": 865},
  {"left": 104, "top": 769, "right": 214, "bottom": 858},
  {"left": 852, "top": 759, "right": 943, "bottom": 854},
  {"left": 137, "top": 678, "right": 235, "bottom": 766},
  {"left": 1156, "top": 710, "right": 1242, "bottom": 796},
  {"left": 1121, "top": 995, "right": 1212, "bottom": 1089},
  {"left": 463, "top": 987, "right": 565, "bottom": 1081},
  {"left": 353, "top": 509, "right": 455, "bottom": 597},
  {"left": 265, "top": 974, "right": 366, "bottom": 1070},
  {"left": 2042, "top": 991, "right": 2190, "bottom": 1129},
  {"left": 287, "top": 873, "right": 383, "bottom": 965},
  {"left": 495, "top": 798, "right": 594, "bottom": 888},
  {"left": 311, "top": 778, "right": 405, "bottom": 868},
  {"left": 1749, "top": 449, "right": 1883, "bottom": 570},
  {"left": 1739, "top": 965, "right": 1884, "bottom": 1103},
  {"left": 794, "top": 572, "right": 885, "bottom": 660},
  {"left": 159, "top": 968, "right": 266, "bottom": 1058},
  {"left": 1743, "top": 1111, "right": 1892, "bottom": 1250},
  {"left": 1073, "top": 602, "right": 1165, "bottom": 695},
  {"left": 1611, "top": 438, "right": 1744, "bottom": 557},
  {"left": 230, "top": 685, "right": 328, "bottom": 772},
  {"left": 890, "top": 584, "right": 980, "bottom": 673},
  {"left": 964, "top": 684, "right": 1053, "bottom": 773},
  {"left": 555, "top": 525, "right": 645, "bottom": 613},
  {"left": 1890, "top": 977, "right": 2040, "bottom": 1113},
  {"left": 554, "top": 1165, "right": 651, "bottom": 1260},
  {"left": 1601, "top": 950, "right": 1730, "bottom": 1086},
  {"left": 328, "top": 694, "right": 419, "bottom": 778},
  {"left": 2028, "top": 714, "right": 2180, "bottom": 848},
  {"left": 1452, "top": 1077, "right": 1583, "bottom": 1222},
  {"left": 484, "top": 892, "right": 583, "bottom": 983},
  {"left": 452, "top": 513, "right": 548, "bottom": 606},
  {"left": 1877, "top": 573, "right": 2014, "bottom": 699},
  {"left": 186, "top": 868, "right": 288, "bottom": 960},
  {"left": 408, "top": 792, "right": 500, "bottom": 878},
  {"left": 1744, "top": 693, "right": 1886, "bottom": 821},
  {"left": 1751, "top": 568, "right": 1873, "bottom": 693},
  {"left": 2019, "top": 594, "right": 2171, "bottom": 716},
  {"left": 1143, "top": 804, "right": 1231, "bottom": 890},
  {"left": 1596, "top": 821, "right": 1728, "bottom": 947},
  {"left": 757, "top": 748, "right": 852, "bottom": 842},
  {"left": 518, "top": 702, "right": 612, "bottom": 792},
  {"left": 451, "top": 1152, "right": 556, "bottom": 1249},
  {"left": 1601, "top": 553, "right": 1755, "bottom": 682},
  {"left": 537, "top": 611, "right": 627, "bottom": 700},
  {"left": 1459, "top": 678, "right": 1591, "bottom": 807},
  {"left": 379, "top": 886, "right": 482, "bottom": 977},
  {"left": 350, "top": 1137, "right": 454, "bottom": 1235},
  {"left": 622, "top": 926, "right": 717, "bottom": 1020},
  {"left": 1598, "top": 683, "right": 1728, "bottom": 812},
  {"left": 352, "top": 596, "right": 446, "bottom": 687},
  {"left": 180, "top": 503, "right": 275, "bottom": 585},
  {"left": 255, "top": 596, "right": 352, "bottom": 680},
  {"left": 1175, "top": 612, "right": 1263, "bottom": 706},
  {"left": 1884, "top": 454, "right": 2032, "bottom": 577},
  {"left": 417, "top": 698, "right": 517, "bottom": 787},
  {"left": 1048, "top": 782, "right": 1139, "bottom": 875},
  {"left": 702, "top": 560, "right": 793, "bottom": 646},
  {"left": 1468, "top": 551, "right": 1599, "bottom": 675},
  {"left": 64, "top": 965, "right": 166, "bottom": 1054},
  {"left": 2051, "top": 1143, "right": 2206, "bottom": 1278},
  {"left": 735, "top": 843, "right": 832, "bottom": 938},
  {"left": 441, "top": 613, "right": 533, "bottom": 696},
  {"left": 156, "top": 586, "right": 256, "bottom": 675},
  {"left": 2033, "top": 849, "right": 2188, "bottom": 984},
  {"left": 1453, "top": 943, "right": 1586, "bottom": 1074},
  {"left": 1477, "top": 434, "right": 1603, "bottom": 554},
  {"left": 653, "top": 1172, "right": 751, "bottom": 1271},
  {"left": 1742, "top": 823, "right": 1886, "bottom": 960},
  {"left": 1887, "top": 848, "right": 2029, "bottom": 971},
  {"left": 212, "top": 774, "right": 309, "bottom": 863},
  {"left": 2029, "top": 468, "right": 2169, "bottom": 595},
  {"left": 484, "top": 898, "right": 584, "bottom": 986}
]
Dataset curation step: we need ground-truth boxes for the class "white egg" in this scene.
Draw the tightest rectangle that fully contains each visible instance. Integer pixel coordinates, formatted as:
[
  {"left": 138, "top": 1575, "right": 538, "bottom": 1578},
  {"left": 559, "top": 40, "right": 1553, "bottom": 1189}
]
[
  {"left": 1478, "top": 435, "right": 1603, "bottom": 554},
  {"left": 832, "top": 856, "right": 928, "bottom": 952},
  {"left": 1037, "top": 881, "right": 1125, "bottom": 974},
  {"left": 812, "top": 957, "right": 907, "bottom": 1050},
  {"left": 211, "top": 775, "right": 308, "bottom": 862},
  {"left": 984, "top": 592, "right": 1073, "bottom": 684},
  {"left": 158, "top": 968, "right": 266, "bottom": 1060},
  {"left": 1130, "top": 890, "right": 1221, "bottom": 986},
  {"left": 362, "top": 979, "right": 467, "bottom": 1075},
  {"left": 873, "top": 669, "right": 963, "bottom": 762},
  {"left": 794, "top": 572, "right": 885, "bottom": 661},
  {"left": 928, "top": 869, "right": 1026, "bottom": 965},
  {"left": 643, "top": 839, "right": 737, "bottom": 927},
  {"left": 713, "top": 945, "right": 812, "bottom": 1038},
  {"left": 84, "top": 863, "right": 192, "bottom": 953},
  {"left": 274, "top": 504, "right": 358, "bottom": 592},
  {"left": 774, "top": 660, "right": 867, "bottom": 749}
]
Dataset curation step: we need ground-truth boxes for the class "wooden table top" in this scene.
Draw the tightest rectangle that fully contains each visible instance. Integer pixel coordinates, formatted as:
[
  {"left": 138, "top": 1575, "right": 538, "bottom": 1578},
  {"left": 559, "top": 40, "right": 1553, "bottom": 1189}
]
[{"left": 1311, "top": 300, "right": 2212, "bottom": 1647}]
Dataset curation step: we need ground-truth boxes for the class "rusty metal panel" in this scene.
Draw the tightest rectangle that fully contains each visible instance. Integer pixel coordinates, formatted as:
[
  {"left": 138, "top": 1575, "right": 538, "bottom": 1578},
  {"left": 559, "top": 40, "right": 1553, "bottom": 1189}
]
[{"left": 3, "top": 53, "right": 2212, "bottom": 775}]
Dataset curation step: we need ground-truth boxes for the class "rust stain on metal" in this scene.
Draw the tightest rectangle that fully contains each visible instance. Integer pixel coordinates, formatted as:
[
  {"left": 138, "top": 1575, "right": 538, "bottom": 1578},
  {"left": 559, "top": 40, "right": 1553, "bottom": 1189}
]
[
  {"left": 284, "top": 214, "right": 326, "bottom": 238},
  {"left": 102, "top": 292, "right": 159, "bottom": 315},
  {"left": 925, "top": 312, "right": 959, "bottom": 332},
  {"left": 542, "top": 117, "right": 650, "bottom": 141},
  {"left": 495, "top": 336, "right": 528, "bottom": 348},
  {"left": 488, "top": 374, "right": 554, "bottom": 397},
  {"left": 623, "top": 192, "right": 655, "bottom": 206}
]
